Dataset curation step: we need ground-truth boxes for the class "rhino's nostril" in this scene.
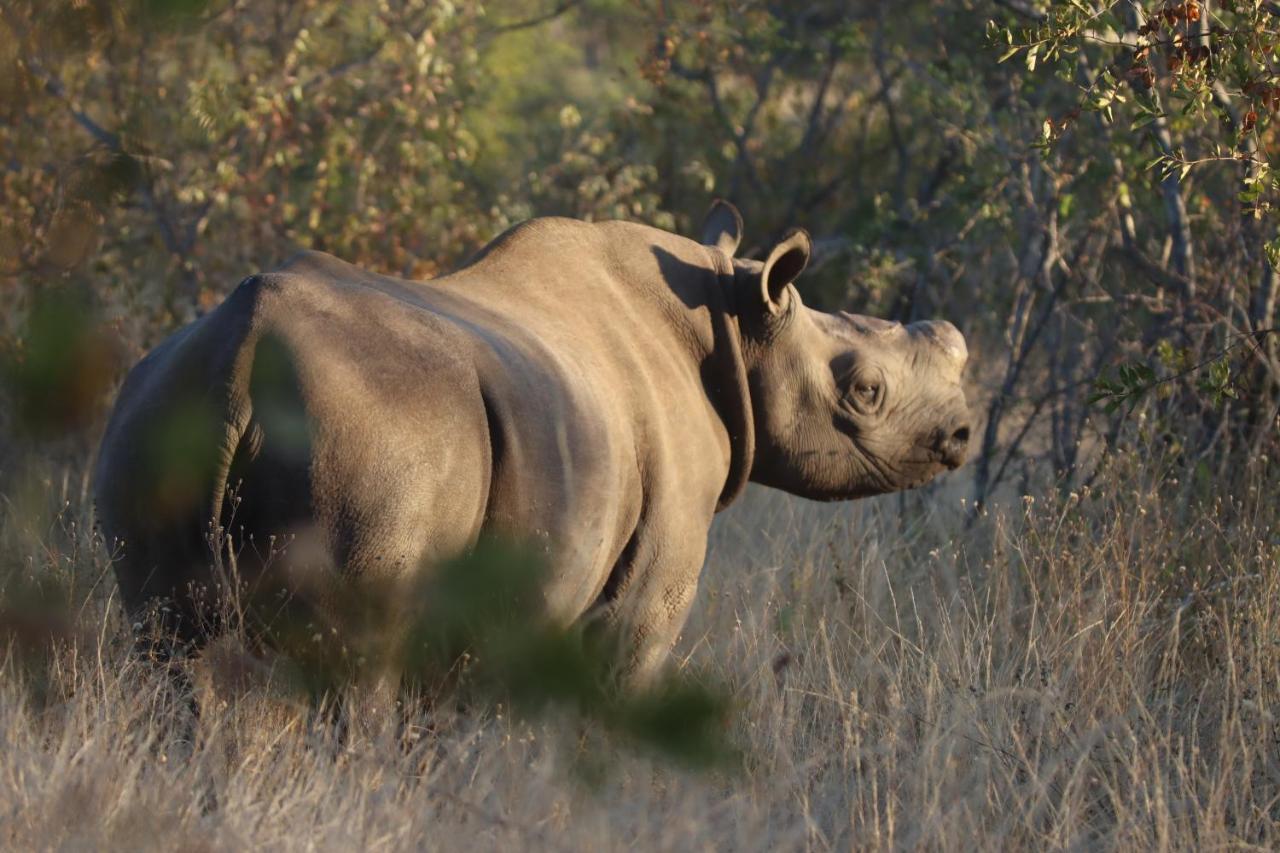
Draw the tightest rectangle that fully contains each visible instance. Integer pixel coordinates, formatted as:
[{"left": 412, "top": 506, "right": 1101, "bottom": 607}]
[{"left": 933, "top": 423, "right": 970, "bottom": 470}]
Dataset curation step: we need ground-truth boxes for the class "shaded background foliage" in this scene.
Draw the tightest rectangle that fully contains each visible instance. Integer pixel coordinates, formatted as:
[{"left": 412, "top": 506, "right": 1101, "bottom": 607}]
[{"left": 3, "top": 0, "right": 1277, "bottom": 503}]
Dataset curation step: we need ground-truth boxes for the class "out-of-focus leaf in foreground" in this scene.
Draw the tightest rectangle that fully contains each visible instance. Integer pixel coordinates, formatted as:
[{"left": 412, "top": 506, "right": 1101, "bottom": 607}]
[
  {"left": 253, "top": 537, "right": 737, "bottom": 770},
  {"left": 1, "top": 287, "right": 121, "bottom": 438},
  {"left": 400, "top": 539, "right": 737, "bottom": 770}
]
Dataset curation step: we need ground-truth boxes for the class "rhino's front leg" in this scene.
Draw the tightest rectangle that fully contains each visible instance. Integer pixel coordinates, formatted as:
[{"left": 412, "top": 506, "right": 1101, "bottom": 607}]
[{"left": 600, "top": 528, "right": 709, "bottom": 691}]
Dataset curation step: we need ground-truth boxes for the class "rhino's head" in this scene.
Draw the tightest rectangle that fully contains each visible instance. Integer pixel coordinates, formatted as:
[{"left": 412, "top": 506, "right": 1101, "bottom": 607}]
[{"left": 702, "top": 201, "right": 972, "bottom": 501}]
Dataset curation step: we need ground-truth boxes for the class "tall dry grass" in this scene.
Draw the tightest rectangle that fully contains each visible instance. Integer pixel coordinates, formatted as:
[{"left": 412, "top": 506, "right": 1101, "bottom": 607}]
[{"left": 1, "top": 435, "right": 1278, "bottom": 850}]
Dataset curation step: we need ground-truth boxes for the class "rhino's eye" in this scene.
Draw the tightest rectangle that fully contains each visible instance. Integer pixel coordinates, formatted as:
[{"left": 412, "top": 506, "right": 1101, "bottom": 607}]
[
  {"left": 854, "top": 383, "right": 880, "bottom": 405},
  {"left": 847, "top": 378, "right": 883, "bottom": 413}
]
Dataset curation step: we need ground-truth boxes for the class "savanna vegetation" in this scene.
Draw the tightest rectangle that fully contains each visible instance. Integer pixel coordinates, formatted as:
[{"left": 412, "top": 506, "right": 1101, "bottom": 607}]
[{"left": 2, "top": 0, "right": 1279, "bottom": 848}]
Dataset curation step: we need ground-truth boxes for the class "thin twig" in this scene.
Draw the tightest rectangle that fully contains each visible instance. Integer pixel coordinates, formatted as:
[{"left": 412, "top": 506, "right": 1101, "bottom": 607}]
[{"left": 478, "top": 0, "right": 582, "bottom": 40}]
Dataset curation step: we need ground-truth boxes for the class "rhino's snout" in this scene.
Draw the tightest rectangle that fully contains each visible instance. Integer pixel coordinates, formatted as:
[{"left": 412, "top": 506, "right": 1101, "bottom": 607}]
[{"left": 930, "top": 420, "right": 971, "bottom": 470}]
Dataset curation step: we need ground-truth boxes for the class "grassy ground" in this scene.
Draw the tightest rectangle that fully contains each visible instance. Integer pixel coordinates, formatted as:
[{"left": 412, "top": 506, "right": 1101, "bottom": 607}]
[{"left": 2, "top": 440, "right": 1278, "bottom": 850}]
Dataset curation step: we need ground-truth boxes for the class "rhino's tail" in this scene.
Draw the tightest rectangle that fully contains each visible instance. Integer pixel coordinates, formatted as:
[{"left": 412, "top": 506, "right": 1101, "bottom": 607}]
[
  {"left": 215, "top": 324, "right": 317, "bottom": 560},
  {"left": 93, "top": 275, "right": 280, "bottom": 647}
]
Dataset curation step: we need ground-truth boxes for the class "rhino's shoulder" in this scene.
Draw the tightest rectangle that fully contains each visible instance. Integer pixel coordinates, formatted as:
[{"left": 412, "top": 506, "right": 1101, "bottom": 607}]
[
  {"left": 456, "top": 217, "right": 708, "bottom": 283},
  {"left": 456, "top": 217, "right": 603, "bottom": 271}
]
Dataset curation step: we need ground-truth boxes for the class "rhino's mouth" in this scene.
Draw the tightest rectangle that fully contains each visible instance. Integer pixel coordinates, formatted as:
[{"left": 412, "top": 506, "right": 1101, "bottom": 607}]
[
  {"left": 786, "top": 436, "right": 957, "bottom": 501},
  {"left": 866, "top": 449, "right": 953, "bottom": 495},
  {"left": 796, "top": 451, "right": 949, "bottom": 501}
]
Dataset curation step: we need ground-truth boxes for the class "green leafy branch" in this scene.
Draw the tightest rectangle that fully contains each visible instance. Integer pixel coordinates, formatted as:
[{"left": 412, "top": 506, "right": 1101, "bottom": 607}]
[
  {"left": 1088, "top": 329, "right": 1277, "bottom": 413},
  {"left": 991, "top": 0, "right": 1280, "bottom": 210}
]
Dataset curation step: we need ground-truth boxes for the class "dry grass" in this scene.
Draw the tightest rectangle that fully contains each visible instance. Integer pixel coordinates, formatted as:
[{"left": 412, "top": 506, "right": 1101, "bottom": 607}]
[{"left": 2, "top": 441, "right": 1279, "bottom": 851}]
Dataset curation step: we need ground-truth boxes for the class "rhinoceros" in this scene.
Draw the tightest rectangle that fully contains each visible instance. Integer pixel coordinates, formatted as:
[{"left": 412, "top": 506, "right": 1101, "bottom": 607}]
[{"left": 94, "top": 202, "right": 970, "bottom": 686}]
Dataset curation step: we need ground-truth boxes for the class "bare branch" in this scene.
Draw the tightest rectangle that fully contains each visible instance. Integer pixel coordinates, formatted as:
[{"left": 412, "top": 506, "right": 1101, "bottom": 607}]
[
  {"left": 668, "top": 56, "right": 770, "bottom": 198},
  {"left": 872, "top": 15, "right": 910, "bottom": 219},
  {"left": 478, "top": 0, "right": 582, "bottom": 40},
  {"left": 1119, "top": 1, "right": 1195, "bottom": 301}
]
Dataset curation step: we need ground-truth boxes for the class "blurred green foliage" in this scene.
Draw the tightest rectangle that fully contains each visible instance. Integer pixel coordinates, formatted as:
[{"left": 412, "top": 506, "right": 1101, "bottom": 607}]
[
  {"left": 255, "top": 537, "right": 735, "bottom": 769},
  {"left": 403, "top": 539, "right": 735, "bottom": 769},
  {"left": 1, "top": 285, "right": 120, "bottom": 437}
]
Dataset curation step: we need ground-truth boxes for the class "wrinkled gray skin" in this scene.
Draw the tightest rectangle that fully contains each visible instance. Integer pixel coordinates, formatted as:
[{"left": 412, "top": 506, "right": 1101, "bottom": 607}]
[{"left": 94, "top": 202, "right": 970, "bottom": 686}]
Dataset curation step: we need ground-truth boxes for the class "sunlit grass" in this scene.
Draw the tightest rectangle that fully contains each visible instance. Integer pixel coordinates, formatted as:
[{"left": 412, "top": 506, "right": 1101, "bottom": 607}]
[{"left": 2, "top": 440, "right": 1277, "bottom": 850}]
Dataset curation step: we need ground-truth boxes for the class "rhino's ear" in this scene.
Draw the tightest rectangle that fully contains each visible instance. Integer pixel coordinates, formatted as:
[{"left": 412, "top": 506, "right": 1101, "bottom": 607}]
[
  {"left": 700, "top": 199, "right": 743, "bottom": 257},
  {"left": 759, "top": 228, "right": 811, "bottom": 315}
]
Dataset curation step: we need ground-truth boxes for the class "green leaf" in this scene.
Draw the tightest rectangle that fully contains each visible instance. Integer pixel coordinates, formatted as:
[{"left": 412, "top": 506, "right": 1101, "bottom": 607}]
[{"left": 999, "top": 45, "right": 1022, "bottom": 64}]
